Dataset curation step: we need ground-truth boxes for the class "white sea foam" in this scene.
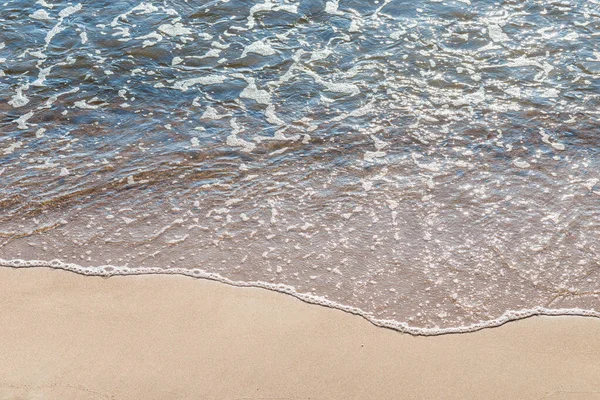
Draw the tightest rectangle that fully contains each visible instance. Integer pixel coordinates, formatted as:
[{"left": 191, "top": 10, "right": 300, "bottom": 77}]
[
  {"left": 2, "top": 258, "right": 598, "bottom": 336},
  {"left": 247, "top": 1, "right": 298, "bottom": 29},
  {"left": 239, "top": 78, "right": 272, "bottom": 104},
  {"left": 487, "top": 24, "right": 509, "bottom": 43},
  {"left": 30, "top": 9, "right": 52, "bottom": 20},
  {"left": 158, "top": 23, "right": 192, "bottom": 37},
  {"left": 58, "top": 4, "right": 82, "bottom": 18},
  {"left": 15, "top": 111, "right": 35, "bottom": 129},
  {"left": 242, "top": 40, "right": 276, "bottom": 57},
  {"left": 173, "top": 75, "right": 226, "bottom": 91},
  {"left": 8, "top": 86, "right": 30, "bottom": 108}
]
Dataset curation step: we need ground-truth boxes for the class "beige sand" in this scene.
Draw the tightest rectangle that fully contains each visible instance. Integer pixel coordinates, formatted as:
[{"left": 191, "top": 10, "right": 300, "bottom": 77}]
[{"left": 1, "top": 267, "right": 600, "bottom": 400}]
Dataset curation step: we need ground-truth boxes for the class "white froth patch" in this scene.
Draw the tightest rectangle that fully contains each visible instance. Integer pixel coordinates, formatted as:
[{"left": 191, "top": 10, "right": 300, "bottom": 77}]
[
  {"left": 32, "top": 66, "right": 53, "bottom": 87},
  {"left": 584, "top": 179, "right": 598, "bottom": 192},
  {"left": 200, "top": 48, "right": 222, "bottom": 59},
  {"left": 323, "top": 81, "right": 360, "bottom": 96},
  {"left": 3, "top": 141, "right": 23, "bottom": 155},
  {"left": 386, "top": 200, "right": 399, "bottom": 211},
  {"left": 158, "top": 23, "right": 192, "bottom": 37},
  {"left": 239, "top": 79, "right": 271, "bottom": 105},
  {"left": 564, "top": 31, "right": 579, "bottom": 41},
  {"left": 304, "top": 70, "right": 360, "bottom": 96},
  {"left": 80, "top": 31, "right": 88, "bottom": 44},
  {"left": 41, "top": 87, "right": 80, "bottom": 109},
  {"left": 201, "top": 106, "right": 229, "bottom": 120},
  {"left": 226, "top": 135, "right": 256, "bottom": 152},
  {"left": 212, "top": 41, "right": 229, "bottom": 50},
  {"left": 74, "top": 99, "right": 102, "bottom": 109},
  {"left": 137, "top": 32, "right": 163, "bottom": 47},
  {"left": 390, "top": 30, "right": 406, "bottom": 40},
  {"left": 242, "top": 40, "right": 276, "bottom": 57},
  {"left": 111, "top": 1, "right": 157, "bottom": 28},
  {"left": 15, "top": 112, "right": 35, "bottom": 129},
  {"left": 45, "top": 22, "right": 66, "bottom": 46},
  {"left": 264, "top": 105, "right": 284, "bottom": 125},
  {"left": 190, "top": 137, "right": 200, "bottom": 147},
  {"left": 30, "top": 9, "right": 52, "bottom": 20},
  {"left": 541, "top": 213, "right": 561, "bottom": 224},
  {"left": 8, "top": 87, "right": 30, "bottom": 108},
  {"left": 226, "top": 118, "right": 256, "bottom": 152},
  {"left": 504, "top": 86, "right": 521, "bottom": 98},
  {"left": 247, "top": 1, "right": 298, "bottom": 29},
  {"left": 411, "top": 153, "right": 440, "bottom": 172},
  {"left": 59, "top": 3, "right": 82, "bottom": 18},
  {"left": 539, "top": 88, "right": 560, "bottom": 98},
  {"left": 371, "top": 135, "right": 389, "bottom": 150},
  {"left": 310, "top": 49, "right": 332, "bottom": 62},
  {"left": 538, "top": 129, "right": 565, "bottom": 151},
  {"left": 112, "top": 26, "right": 131, "bottom": 38},
  {"left": 488, "top": 24, "right": 509, "bottom": 42},
  {"left": 173, "top": 75, "right": 226, "bottom": 91},
  {"left": 349, "top": 17, "right": 363, "bottom": 33},
  {"left": 132, "top": 2, "right": 159, "bottom": 14},
  {"left": 324, "top": 0, "right": 344, "bottom": 15},
  {"left": 364, "top": 151, "right": 386, "bottom": 162},
  {"left": 37, "top": 0, "right": 55, "bottom": 8},
  {"left": 230, "top": 118, "right": 243, "bottom": 135},
  {"left": 513, "top": 159, "right": 531, "bottom": 169},
  {"left": 485, "top": 56, "right": 554, "bottom": 82},
  {"left": 28, "top": 50, "right": 47, "bottom": 59}
]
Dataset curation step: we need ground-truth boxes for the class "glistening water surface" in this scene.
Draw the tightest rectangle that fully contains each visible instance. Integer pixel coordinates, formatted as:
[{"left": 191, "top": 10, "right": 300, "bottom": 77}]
[{"left": 1, "top": 0, "right": 600, "bottom": 334}]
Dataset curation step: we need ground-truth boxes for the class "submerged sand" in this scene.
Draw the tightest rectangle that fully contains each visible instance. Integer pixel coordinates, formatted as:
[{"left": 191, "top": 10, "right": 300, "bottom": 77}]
[{"left": 1, "top": 267, "right": 600, "bottom": 400}]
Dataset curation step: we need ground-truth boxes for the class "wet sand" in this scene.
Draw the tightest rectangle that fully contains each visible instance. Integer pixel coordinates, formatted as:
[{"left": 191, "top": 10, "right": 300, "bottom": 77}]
[{"left": 1, "top": 267, "right": 600, "bottom": 400}]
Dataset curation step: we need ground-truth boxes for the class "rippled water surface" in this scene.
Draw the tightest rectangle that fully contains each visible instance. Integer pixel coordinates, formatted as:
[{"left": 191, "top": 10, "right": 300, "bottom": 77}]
[{"left": 1, "top": 0, "right": 600, "bottom": 334}]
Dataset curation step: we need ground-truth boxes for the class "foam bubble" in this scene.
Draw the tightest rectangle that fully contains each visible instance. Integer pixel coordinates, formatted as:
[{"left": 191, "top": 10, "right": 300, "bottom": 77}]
[
  {"left": 30, "top": 9, "right": 52, "bottom": 20},
  {"left": 242, "top": 40, "right": 276, "bottom": 57},
  {"left": 239, "top": 79, "right": 272, "bottom": 105},
  {"left": 158, "top": 23, "right": 192, "bottom": 37},
  {"left": 8, "top": 86, "right": 30, "bottom": 108}
]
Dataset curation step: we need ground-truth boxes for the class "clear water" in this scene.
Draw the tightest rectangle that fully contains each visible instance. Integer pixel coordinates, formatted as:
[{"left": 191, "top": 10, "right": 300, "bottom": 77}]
[{"left": 1, "top": 0, "right": 600, "bottom": 334}]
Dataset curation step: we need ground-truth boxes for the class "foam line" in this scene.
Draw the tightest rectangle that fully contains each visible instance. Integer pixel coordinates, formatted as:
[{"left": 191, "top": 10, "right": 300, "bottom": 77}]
[{"left": 2, "top": 258, "right": 599, "bottom": 336}]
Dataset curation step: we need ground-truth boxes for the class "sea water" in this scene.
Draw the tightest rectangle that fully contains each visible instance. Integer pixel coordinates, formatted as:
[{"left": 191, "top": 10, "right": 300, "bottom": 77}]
[{"left": 1, "top": 0, "right": 599, "bottom": 335}]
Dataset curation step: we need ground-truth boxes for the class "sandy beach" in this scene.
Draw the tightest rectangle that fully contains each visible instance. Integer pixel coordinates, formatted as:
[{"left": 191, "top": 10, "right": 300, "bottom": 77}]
[
  {"left": 1, "top": 267, "right": 600, "bottom": 400},
  {"left": 3, "top": 1, "right": 600, "bottom": 399}
]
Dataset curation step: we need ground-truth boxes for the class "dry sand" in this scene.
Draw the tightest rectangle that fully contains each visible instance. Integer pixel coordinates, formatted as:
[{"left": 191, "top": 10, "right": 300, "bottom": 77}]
[{"left": 1, "top": 267, "right": 600, "bottom": 400}]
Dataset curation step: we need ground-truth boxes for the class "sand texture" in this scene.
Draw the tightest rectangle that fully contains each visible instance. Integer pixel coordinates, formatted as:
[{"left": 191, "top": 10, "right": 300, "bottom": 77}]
[{"left": 1, "top": 267, "right": 600, "bottom": 400}]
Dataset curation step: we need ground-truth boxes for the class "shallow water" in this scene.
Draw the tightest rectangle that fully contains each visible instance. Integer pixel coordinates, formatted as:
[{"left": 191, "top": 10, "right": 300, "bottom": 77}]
[{"left": 1, "top": 0, "right": 600, "bottom": 334}]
